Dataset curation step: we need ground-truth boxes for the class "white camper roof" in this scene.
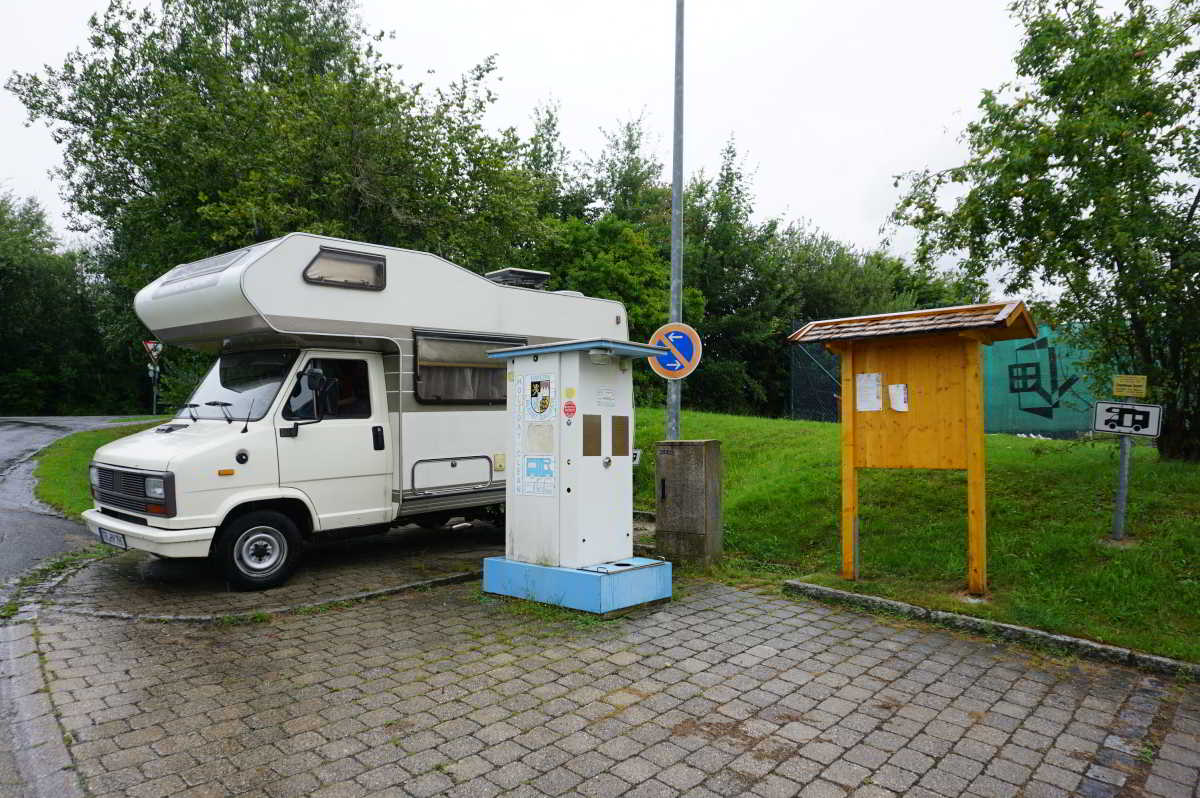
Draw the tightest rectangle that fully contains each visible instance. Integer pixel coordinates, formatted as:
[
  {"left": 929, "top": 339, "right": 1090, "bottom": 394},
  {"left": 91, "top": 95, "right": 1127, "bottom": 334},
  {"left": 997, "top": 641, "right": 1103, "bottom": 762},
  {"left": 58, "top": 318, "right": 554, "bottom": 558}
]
[{"left": 135, "top": 233, "right": 629, "bottom": 352}]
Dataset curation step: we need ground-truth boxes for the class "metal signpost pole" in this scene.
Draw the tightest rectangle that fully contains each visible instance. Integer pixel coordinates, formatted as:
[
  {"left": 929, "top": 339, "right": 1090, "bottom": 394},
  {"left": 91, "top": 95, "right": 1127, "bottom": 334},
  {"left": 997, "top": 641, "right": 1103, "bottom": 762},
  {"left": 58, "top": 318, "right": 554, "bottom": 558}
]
[
  {"left": 149, "top": 364, "right": 159, "bottom": 416},
  {"left": 666, "top": 0, "right": 684, "bottom": 441},
  {"left": 1112, "top": 432, "right": 1131, "bottom": 540}
]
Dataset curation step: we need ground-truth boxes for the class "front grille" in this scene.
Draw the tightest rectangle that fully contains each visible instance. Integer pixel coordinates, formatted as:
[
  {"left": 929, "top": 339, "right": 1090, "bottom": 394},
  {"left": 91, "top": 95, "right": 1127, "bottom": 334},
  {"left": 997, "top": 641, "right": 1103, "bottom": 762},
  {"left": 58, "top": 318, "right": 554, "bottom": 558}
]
[
  {"left": 97, "top": 492, "right": 148, "bottom": 513},
  {"left": 96, "top": 468, "right": 146, "bottom": 496},
  {"left": 92, "top": 465, "right": 174, "bottom": 517}
]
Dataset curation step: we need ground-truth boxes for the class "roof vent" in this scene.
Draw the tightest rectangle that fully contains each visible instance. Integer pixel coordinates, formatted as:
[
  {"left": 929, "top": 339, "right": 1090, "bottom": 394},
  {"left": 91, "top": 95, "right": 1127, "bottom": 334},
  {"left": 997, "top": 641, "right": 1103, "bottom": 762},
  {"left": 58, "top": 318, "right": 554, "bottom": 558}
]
[{"left": 485, "top": 268, "right": 551, "bottom": 290}]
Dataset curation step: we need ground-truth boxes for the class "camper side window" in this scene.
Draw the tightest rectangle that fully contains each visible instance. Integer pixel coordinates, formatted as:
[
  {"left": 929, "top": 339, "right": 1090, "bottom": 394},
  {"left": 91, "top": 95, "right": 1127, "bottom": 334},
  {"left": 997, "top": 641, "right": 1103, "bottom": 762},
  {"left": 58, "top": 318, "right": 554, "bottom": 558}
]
[
  {"left": 302, "top": 247, "right": 385, "bottom": 290},
  {"left": 414, "top": 335, "right": 517, "bottom": 405},
  {"left": 284, "top": 359, "right": 372, "bottom": 419}
]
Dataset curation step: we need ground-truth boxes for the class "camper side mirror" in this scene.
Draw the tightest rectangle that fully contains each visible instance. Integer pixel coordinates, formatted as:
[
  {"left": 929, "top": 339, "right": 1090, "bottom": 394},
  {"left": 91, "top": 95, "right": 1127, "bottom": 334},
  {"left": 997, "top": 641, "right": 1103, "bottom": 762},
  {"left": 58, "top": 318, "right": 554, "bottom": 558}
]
[{"left": 280, "top": 370, "right": 332, "bottom": 438}]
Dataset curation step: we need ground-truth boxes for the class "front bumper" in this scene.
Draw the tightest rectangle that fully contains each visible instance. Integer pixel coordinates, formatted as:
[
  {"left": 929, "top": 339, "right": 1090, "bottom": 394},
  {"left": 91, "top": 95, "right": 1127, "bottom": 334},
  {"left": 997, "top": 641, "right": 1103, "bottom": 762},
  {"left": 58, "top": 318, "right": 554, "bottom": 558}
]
[{"left": 82, "top": 509, "right": 215, "bottom": 559}]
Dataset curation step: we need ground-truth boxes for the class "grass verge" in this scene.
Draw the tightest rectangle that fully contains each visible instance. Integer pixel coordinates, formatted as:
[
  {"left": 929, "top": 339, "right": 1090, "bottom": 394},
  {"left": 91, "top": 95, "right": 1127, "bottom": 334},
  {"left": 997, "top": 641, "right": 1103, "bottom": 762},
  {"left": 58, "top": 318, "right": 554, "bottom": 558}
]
[
  {"left": 635, "top": 408, "right": 1200, "bottom": 663},
  {"left": 32, "top": 423, "right": 161, "bottom": 518}
]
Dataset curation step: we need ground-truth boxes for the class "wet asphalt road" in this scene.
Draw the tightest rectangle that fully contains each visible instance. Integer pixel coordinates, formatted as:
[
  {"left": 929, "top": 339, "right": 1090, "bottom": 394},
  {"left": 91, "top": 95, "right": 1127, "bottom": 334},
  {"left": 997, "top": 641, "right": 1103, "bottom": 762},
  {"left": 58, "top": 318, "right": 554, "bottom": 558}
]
[
  {"left": 0, "top": 417, "right": 122, "bottom": 584},
  {"left": 0, "top": 416, "right": 124, "bottom": 798}
]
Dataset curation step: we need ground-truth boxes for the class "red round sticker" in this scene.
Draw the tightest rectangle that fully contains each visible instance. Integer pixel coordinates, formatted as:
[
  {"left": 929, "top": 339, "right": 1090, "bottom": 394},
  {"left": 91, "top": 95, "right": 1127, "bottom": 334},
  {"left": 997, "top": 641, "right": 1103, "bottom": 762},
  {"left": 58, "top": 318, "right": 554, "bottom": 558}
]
[{"left": 563, "top": 400, "right": 577, "bottom": 418}]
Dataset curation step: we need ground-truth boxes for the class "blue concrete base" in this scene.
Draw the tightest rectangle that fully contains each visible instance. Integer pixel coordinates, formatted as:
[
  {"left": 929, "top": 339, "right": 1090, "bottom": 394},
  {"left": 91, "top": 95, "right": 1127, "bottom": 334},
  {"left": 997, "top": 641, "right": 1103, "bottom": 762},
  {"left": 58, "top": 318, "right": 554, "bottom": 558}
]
[{"left": 483, "top": 556, "right": 672, "bottom": 615}]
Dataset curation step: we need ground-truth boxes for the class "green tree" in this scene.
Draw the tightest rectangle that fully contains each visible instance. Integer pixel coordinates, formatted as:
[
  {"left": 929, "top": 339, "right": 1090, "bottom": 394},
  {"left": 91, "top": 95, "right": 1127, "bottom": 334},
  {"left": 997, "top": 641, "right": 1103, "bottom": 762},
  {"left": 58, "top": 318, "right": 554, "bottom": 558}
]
[
  {"left": 893, "top": 0, "right": 1200, "bottom": 460},
  {"left": 0, "top": 194, "right": 140, "bottom": 414},
  {"left": 9, "top": 0, "right": 545, "bottom": 399},
  {"left": 589, "top": 116, "right": 671, "bottom": 228},
  {"left": 522, "top": 102, "right": 593, "bottom": 222},
  {"left": 682, "top": 142, "right": 786, "bottom": 414}
]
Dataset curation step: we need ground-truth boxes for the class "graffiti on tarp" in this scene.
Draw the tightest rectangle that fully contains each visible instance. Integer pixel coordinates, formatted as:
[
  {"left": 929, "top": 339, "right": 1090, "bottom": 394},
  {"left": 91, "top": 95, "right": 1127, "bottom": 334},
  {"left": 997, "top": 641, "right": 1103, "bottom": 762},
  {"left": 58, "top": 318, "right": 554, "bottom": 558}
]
[
  {"left": 983, "top": 325, "right": 1095, "bottom": 437},
  {"left": 1007, "top": 336, "right": 1082, "bottom": 419}
]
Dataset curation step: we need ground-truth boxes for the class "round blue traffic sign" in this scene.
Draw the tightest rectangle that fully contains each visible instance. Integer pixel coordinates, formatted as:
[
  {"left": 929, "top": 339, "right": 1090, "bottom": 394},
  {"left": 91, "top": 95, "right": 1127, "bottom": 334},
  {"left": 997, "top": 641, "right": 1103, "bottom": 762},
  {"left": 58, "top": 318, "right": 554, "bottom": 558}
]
[{"left": 648, "top": 322, "right": 702, "bottom": 380}]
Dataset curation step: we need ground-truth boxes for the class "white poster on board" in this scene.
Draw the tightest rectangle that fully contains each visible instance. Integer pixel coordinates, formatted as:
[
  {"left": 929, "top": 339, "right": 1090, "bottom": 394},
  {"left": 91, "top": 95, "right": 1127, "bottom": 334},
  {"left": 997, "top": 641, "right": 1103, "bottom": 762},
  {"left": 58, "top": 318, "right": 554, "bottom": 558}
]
[
  {"left": 888, "top": 383, "right": 909, "bottom": 412},
  {"left": 855, "top": 372, "right": 883, "bottom": 412}
]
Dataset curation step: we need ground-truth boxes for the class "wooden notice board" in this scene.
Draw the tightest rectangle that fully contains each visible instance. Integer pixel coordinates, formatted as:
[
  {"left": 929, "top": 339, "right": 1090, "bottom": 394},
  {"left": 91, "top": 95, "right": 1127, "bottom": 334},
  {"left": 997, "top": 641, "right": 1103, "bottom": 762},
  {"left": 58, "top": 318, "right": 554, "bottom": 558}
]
[{"left": 790, "top": 302, "right": 1036, "bottom": 596}]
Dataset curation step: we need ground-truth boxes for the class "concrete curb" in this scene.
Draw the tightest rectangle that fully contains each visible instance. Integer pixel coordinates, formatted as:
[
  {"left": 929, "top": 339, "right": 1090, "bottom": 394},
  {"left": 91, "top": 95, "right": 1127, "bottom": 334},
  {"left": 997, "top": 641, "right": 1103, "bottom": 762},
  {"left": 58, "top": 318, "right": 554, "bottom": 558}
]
[
  {"left": 782, "top": 580, "right": 1200, "bottom": 680},
  {"left": 633, "top": 510, "right": 656, "bottom": 522},
  {"left": 51, "top": 569, "right": 483, "bottom": 623}
]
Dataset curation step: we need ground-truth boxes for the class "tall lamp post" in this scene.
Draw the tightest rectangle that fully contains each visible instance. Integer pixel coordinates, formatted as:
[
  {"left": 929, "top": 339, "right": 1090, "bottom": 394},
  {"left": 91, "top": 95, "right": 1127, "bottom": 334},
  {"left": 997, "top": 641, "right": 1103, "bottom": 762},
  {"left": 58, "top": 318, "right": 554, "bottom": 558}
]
[{"left": 666, "top": 0, "right": 685, "bottom": 440}]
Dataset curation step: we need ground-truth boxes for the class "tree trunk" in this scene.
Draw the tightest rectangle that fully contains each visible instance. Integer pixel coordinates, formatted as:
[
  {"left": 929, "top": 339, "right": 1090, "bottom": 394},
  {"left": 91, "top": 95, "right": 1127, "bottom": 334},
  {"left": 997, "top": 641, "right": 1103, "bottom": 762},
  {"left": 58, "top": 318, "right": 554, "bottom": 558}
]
[{"left": 1156, "top": 403, "right": 1200, "bottom": 461}]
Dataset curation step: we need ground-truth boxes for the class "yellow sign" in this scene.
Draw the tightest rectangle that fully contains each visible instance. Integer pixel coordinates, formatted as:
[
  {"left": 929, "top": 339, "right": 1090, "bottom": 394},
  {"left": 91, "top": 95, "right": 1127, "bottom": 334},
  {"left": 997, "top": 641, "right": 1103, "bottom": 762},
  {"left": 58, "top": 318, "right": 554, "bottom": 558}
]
[{"left": 1113, "top": 375, "right": 1147, "bottom": 397}]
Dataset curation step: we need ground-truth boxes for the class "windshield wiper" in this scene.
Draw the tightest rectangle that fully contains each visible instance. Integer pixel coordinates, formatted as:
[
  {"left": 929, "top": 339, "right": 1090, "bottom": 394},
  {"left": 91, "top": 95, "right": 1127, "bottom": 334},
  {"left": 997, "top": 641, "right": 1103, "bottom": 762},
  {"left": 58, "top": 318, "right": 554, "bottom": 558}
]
[
  {"left": 204, "top": 401, "right": 234, "bottom": 424},
  {"left": 181, "top": 403, "right": 199, "bottom": 422},
  {"left": 241, "top": 398, "right": 255, "bottom": 434}
]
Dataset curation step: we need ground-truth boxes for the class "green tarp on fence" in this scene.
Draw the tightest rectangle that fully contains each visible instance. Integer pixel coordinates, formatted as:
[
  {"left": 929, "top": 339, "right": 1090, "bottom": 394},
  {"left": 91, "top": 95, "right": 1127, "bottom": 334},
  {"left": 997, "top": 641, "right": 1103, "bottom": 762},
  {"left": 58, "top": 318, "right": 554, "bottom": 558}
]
[{"left": 983, "top": 324, "right": 1095, "bottom": 438}]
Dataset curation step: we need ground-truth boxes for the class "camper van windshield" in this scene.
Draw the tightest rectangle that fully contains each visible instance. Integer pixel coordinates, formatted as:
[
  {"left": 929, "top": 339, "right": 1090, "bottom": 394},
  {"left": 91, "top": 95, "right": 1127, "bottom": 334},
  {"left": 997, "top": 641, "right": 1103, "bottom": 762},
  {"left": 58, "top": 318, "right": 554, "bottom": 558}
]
[{"left": 181, "top": 350, "right": 299, "bottom": 421}]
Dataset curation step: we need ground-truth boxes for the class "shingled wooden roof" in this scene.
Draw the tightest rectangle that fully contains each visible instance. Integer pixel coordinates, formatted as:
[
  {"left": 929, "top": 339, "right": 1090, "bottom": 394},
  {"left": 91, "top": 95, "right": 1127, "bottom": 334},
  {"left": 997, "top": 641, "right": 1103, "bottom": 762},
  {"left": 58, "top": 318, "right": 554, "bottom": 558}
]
[{"left": 788, "top": 301, "right": 1037, "bottom": 345}]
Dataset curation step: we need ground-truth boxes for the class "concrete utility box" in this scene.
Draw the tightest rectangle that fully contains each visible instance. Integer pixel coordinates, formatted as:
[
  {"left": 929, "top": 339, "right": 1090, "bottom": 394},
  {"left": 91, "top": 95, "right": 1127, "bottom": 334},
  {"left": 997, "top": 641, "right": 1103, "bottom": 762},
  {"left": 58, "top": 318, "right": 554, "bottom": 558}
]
[
  {"left": 655, "top": 440, "right": 723, "bottom": 566},
  {"left": 482, "top": 338, "right": 673, "bottom": 614}
]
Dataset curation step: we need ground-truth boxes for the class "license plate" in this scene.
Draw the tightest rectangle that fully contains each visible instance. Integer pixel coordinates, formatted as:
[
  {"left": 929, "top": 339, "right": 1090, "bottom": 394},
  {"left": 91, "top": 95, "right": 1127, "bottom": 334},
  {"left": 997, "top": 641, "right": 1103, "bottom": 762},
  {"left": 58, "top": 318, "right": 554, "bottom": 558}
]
[{"left": 97, "top": 527, "right": 127, "bottom": 549}]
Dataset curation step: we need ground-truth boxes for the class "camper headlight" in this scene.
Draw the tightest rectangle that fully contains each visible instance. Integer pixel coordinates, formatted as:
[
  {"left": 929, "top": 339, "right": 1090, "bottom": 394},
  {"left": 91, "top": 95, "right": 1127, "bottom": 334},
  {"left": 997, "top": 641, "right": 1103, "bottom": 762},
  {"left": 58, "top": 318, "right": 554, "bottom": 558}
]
[
  {"left": 145, "top": 477, "right": 165, "bottom": 500},
  {"left": 88, "top": 465, "right": 99, "bottom": 488}
]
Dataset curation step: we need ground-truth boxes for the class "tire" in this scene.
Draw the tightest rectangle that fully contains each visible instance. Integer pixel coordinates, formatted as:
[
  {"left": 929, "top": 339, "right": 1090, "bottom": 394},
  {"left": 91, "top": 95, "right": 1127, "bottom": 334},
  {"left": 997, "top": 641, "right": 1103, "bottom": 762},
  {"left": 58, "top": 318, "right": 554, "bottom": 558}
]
[{"left": 215, "top": 510, "right": 302, "bottom": 590}]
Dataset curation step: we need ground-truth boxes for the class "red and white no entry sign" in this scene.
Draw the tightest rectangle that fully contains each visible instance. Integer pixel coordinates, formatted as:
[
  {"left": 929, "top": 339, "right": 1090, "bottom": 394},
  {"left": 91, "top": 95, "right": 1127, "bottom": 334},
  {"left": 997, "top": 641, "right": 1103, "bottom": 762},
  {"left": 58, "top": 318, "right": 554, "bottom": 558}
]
[
  {"left": 648, "top": 322, "right": 702, "bottom": 380},
  {"left": 563, "top": 400, "right": 577, "bottom": 418}
]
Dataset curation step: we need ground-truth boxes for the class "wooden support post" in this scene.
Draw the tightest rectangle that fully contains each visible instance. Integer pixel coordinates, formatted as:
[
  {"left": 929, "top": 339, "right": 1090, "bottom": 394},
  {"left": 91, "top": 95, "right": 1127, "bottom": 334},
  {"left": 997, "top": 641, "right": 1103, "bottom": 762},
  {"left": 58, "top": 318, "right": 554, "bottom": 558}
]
[
  {"left": 839, "top": 344, "right": 859, "bottom": 580},
  {"left": 963, "top": 339, "right": 987, "bottom": 595}
]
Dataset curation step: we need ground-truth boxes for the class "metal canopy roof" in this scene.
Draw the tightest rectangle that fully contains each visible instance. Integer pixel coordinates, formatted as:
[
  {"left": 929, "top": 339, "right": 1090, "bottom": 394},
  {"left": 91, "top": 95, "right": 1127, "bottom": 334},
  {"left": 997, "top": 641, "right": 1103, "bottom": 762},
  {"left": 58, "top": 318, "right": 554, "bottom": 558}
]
[
  {"left": 488, "top": 338, "right": 669, "bottom": 360},
  {"left": 788, "top": 301, "right": 1037, "bottom": 346}
]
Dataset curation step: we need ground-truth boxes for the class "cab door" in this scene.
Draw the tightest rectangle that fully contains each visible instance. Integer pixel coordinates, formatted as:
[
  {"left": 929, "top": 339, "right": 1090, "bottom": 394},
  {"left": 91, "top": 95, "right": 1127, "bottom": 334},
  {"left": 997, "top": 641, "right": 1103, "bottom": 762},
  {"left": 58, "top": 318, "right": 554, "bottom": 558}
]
[{"left": 276, "top": 352, "right": 392, "bottom": 530}]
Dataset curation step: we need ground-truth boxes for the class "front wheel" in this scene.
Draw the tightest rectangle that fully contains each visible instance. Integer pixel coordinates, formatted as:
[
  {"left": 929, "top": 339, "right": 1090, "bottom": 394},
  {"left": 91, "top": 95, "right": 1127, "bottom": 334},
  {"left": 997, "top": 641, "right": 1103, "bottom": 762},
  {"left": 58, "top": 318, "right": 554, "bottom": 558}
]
[{"left": 215, "top": 510, "right": 302, "bottom": 590}]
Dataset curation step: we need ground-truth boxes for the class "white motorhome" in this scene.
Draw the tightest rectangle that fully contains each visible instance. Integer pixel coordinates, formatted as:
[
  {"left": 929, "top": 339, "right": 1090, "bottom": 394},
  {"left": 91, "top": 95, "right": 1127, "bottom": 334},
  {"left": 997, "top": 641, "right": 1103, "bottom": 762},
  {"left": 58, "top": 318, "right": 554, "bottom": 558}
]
[{"left": 82, "top": 233, "right": 627, "bottom": 588}]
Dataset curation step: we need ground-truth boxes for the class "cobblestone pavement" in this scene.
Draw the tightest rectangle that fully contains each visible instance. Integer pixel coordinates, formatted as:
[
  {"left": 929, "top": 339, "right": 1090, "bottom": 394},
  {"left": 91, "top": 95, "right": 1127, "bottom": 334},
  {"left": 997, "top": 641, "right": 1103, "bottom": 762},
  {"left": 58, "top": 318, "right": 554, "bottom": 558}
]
[
  {"left": 3, "top": 554, "right": 1199, "bottom": 798},
  {"left": 50, "top": 526, "right": 502, "bottom": 618}
]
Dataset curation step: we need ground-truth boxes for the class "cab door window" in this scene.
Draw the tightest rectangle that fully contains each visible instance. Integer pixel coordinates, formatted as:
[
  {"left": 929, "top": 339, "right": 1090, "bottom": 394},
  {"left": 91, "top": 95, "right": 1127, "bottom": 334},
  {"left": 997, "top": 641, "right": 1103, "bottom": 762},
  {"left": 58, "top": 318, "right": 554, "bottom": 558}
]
[{"left": 284, "top": 358, "right": 372, "bottom": 420}]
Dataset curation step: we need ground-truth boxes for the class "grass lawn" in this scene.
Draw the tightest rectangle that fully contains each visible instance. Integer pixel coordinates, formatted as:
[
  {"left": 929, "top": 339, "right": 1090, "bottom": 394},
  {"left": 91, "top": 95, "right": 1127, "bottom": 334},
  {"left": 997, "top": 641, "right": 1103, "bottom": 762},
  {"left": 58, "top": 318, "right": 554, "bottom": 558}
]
[
  {"left": 635, "top": 408, "right": 1200, "bottom": 663},
  {"left": 33, "top": 423, "right": 161, "bottom": 518},
  {"left": 33, "top": 412, "right": 1200, "bottom": 661}
]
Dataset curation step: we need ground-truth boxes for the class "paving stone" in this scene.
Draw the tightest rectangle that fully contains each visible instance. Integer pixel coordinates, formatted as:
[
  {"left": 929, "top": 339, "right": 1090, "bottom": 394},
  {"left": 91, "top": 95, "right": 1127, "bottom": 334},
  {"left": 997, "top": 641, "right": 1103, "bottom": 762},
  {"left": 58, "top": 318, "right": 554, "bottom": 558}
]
[
  {"left": 8, "top": 567, "right": 1197, "bottom": 798},
  {"left": 1143, "top": 774, "right": 1195, "bottom": 798},
  {"left": 798, "top": 779, "right": 848, "bottom": 798}
]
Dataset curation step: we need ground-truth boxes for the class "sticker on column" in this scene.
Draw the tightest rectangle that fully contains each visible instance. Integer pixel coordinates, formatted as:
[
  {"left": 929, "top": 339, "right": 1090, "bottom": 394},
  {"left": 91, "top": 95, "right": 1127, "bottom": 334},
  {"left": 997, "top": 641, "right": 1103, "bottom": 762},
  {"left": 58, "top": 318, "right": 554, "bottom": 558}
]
[
  {"left": 528, "top": 376, "right": 555, "bottom": 419},
  {"left": 888, "top": 383, "right": 909, "bottom": 412},
  {"left": 563, "top": 400, "right": 577, "bottom": 418},
  {"left": 513, "top": 377, "right": 526, "bottom": 495},
  {"left": 522, "top": 455, "right": 555, "bottom": 496}
]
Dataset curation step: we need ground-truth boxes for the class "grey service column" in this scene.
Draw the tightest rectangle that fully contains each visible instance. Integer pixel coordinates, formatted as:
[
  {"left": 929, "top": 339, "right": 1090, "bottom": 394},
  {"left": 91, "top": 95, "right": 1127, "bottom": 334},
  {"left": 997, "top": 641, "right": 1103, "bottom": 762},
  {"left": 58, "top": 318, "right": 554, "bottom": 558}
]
[{"left": 654, "top": 439, "right": 722, "bottom": 567}]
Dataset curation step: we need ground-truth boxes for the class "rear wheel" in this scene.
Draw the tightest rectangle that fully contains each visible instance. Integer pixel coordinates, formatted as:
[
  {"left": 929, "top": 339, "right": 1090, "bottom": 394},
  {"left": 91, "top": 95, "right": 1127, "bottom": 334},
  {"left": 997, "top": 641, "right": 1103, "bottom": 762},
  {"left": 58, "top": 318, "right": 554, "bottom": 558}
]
[{"left": 215, "top": 510, "right": 302, "bottom": 590}]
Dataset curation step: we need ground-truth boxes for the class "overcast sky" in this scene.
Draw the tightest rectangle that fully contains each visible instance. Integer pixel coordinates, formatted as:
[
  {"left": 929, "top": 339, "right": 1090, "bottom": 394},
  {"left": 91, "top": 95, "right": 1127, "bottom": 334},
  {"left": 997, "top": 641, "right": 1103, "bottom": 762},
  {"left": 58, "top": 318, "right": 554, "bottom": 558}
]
[{"left": 1, "top": 1, "right": 1027, "bottom": 277}]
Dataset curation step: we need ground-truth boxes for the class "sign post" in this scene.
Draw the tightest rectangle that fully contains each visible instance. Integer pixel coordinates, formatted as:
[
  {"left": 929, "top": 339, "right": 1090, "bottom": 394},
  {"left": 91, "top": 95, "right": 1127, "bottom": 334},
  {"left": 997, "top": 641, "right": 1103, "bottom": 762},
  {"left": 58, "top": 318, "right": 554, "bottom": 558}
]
[
  {"left": 667, "top": 0, "right": 685, "bottom": 441},
  {"left": 1092, "top": 388, "right": 1161, "bottom": 541},
  {"left": 143, "top": 340, "right": 162, "bottom": 415}
]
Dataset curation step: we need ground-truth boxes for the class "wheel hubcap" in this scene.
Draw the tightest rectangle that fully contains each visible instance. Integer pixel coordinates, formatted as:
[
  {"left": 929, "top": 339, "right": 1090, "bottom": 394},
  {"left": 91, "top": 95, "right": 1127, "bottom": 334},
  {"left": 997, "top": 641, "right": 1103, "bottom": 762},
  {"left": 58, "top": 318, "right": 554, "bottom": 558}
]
[{"left": 235, "top": 527, "right": 286, "bottom": 576}]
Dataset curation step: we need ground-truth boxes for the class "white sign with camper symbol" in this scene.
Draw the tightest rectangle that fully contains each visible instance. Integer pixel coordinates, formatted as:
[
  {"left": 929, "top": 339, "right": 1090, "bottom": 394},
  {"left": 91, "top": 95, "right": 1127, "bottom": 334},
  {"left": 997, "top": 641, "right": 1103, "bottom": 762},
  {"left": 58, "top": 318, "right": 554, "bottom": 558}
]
[{"left": 1092, "top": 401, "right": 1162, "bottom": 438}]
